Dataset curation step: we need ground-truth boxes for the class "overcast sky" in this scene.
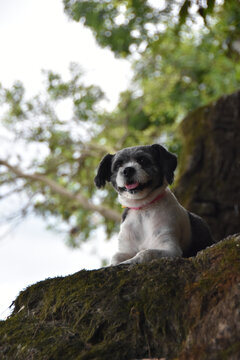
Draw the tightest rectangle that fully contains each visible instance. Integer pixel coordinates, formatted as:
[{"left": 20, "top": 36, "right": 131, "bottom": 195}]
[{"left": 0, "top": 0, "right": 131, "bottom": 319}]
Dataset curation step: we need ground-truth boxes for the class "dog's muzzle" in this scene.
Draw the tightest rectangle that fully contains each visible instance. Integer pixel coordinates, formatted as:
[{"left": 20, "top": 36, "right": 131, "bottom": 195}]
[
  {"left": 118, "top": 166, "right": 151, "bottom": 193},
  {"left": 122, "top": 166, "right": 139, "bottom": 190}
]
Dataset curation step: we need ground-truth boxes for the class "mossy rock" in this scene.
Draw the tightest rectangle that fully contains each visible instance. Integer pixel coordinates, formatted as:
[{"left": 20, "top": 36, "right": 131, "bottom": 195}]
[{"left": 1, "top": 234, "right": 240, "bottom": 360}]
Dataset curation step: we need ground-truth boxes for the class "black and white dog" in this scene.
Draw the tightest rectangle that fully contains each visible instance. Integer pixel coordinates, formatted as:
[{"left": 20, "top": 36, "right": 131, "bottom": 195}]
[{"left": 95, "top": 144, "right": 213, "bottom": 265}]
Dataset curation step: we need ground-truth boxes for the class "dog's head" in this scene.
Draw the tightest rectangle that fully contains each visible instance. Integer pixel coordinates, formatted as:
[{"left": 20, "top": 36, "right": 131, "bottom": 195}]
[{"left": 94, "top": 144, "right": 177, "bottom": 205}]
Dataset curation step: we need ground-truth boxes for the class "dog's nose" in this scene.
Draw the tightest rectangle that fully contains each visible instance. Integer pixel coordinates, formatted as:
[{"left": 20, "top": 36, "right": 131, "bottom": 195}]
[{"left": 123, "top": 167, "right": 136, "bottom": 178}]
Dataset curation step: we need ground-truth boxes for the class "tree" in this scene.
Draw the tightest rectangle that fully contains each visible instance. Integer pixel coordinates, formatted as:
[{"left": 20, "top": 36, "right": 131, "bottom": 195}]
[
  {"left": 63, "top": 0, "right": 221, "bottom": 57},
  {"left": 0, "top": 0, "right": 239, "bottom": 247},
  {"left": 0, "top": 66, "right": 121, "bottom": 246}
]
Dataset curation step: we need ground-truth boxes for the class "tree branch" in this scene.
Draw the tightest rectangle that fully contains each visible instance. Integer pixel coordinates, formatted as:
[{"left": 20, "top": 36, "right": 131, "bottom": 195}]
[{"left": 0, "top": 159, "right": 121, "bottom": 223}]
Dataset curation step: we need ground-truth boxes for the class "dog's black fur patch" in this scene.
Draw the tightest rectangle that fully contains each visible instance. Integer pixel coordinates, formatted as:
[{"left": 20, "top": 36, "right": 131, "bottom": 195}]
[
  {"left": 121, "top": 207, "right": 129, "bottom": 223},
  {"left": 183, "top": 212, "right": 214, "bottom": 257},
  {"left": 94, "top": 154, "right": 114, "bottom": 188},
  {"left": 151, "top": 144, "right": 177, "bottom": 185}
]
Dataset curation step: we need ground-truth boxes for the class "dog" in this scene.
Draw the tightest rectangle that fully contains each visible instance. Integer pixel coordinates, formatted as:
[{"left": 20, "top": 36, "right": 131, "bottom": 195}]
[{"left": 94, "top": 144, "right": 214, "bottom": 265}]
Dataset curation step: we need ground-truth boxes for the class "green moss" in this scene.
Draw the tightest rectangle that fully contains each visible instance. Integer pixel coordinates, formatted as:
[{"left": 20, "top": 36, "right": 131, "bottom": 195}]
[
  {"left": 189, "top": 236, "right": 239, "bottom": 287},
  {"left": 1, "top": 235, "right": 239, "bottom": 359},
  {"left": 174, "top": 103, "right": 216, "bottom": 209}
]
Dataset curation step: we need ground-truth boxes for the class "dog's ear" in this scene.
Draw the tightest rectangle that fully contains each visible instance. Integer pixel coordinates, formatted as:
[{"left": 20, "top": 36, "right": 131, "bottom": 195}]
[
  {"left": 151, "top": 144, "right": 177, "bottom": 184},
  {"left": 94, "top": 154, "right": 114, "bottom": 188}
]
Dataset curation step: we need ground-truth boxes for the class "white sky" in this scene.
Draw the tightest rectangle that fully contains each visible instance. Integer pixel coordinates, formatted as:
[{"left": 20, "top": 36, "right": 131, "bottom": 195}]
[
  {"left": 0, "top": 0, "right": 131, "bottom": 106},
  {"left": 0, "top": 0, "right": 131, "bottom": 319}
]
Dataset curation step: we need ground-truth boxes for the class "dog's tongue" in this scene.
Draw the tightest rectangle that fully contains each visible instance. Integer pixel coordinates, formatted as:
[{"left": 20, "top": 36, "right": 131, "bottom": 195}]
[{"left": 125, "top": 183, "right": 139, "bottom": 190}]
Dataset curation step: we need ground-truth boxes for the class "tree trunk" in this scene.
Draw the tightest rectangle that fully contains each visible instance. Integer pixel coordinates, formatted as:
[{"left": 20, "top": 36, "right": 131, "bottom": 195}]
[{"left": 175, "top": 90, "right": 240, "bottom": 241}]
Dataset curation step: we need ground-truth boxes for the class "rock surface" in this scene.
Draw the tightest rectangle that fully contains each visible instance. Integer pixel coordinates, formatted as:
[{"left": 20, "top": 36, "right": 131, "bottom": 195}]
[
  {"left": 0, "top": 234, "right": 239, "bottom": 360},
  {"left": 175, "top": 91, "right": 240, "bottom": 241}
]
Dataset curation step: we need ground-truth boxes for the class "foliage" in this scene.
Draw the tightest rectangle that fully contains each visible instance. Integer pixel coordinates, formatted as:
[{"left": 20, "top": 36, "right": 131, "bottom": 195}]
[
  {"left": 0, "top": 65, "right": 118, "bottom": 246},
  {"left": 0, "top": 0, "right": 240, "bottom": 247},
  {"left": 63, "top": 0, "right": 220, "bottom": 57},
  {"left": 135, "top": 26, "right": 240, "bottom": 126}
]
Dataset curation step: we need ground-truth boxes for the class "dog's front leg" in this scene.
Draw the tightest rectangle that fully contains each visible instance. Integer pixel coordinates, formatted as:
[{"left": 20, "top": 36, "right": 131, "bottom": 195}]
[
  {"left": 111, "top": 251, "right": 136, "bottom": 265},
  {"left": 119, "top": 247, "right": 182, "bottom": 265}
]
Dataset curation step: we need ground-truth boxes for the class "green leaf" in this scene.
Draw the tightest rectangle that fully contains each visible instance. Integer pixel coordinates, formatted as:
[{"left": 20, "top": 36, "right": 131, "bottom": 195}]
[{"left": 179, "top": 0, "right": 191, "bottom": 26}]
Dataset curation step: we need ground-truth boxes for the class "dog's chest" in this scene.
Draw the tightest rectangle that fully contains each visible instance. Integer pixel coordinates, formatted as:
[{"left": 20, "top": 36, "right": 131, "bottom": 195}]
[{"left": 122, "top": 204, "right": 169, "bottom": 248}]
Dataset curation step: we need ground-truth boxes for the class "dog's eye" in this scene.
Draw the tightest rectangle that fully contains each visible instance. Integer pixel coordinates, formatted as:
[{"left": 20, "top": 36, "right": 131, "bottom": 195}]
[
  {"left": 137, "top": 157, "right": 147, "bottom": 165},
  {"left": 113, "top": 160, "right": 122, "bottom": 170}
]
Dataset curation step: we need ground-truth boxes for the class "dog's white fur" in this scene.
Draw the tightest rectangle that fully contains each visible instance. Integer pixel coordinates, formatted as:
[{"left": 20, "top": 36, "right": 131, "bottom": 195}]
[{"left": 112, "top": 187, "right": 191, "bottom": 265}]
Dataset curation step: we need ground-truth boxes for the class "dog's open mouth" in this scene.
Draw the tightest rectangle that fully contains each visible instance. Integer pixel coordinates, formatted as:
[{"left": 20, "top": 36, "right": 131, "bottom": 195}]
[
  {"left": 125, "top": 183, "right": 139, "bottom": 190},
  {"left": 119, "top": 181, "right": 152, "bottom": 194}
]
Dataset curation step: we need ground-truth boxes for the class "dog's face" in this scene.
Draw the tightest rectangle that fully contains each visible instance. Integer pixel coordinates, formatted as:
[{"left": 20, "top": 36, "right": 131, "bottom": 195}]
[{"left": 95, "top": 144, "right": 177, "bottom": 202}]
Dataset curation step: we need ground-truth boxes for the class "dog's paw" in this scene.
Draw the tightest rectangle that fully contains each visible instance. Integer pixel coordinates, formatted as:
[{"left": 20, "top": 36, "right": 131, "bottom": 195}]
[{"left": 119, "top": 258, "right": 139, "bottom": 265}]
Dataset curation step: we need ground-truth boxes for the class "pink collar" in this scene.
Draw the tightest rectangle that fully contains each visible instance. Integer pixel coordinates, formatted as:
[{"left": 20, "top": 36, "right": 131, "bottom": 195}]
[{"left": 124, "top": 191, "right": 166, "bottom": 210}]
